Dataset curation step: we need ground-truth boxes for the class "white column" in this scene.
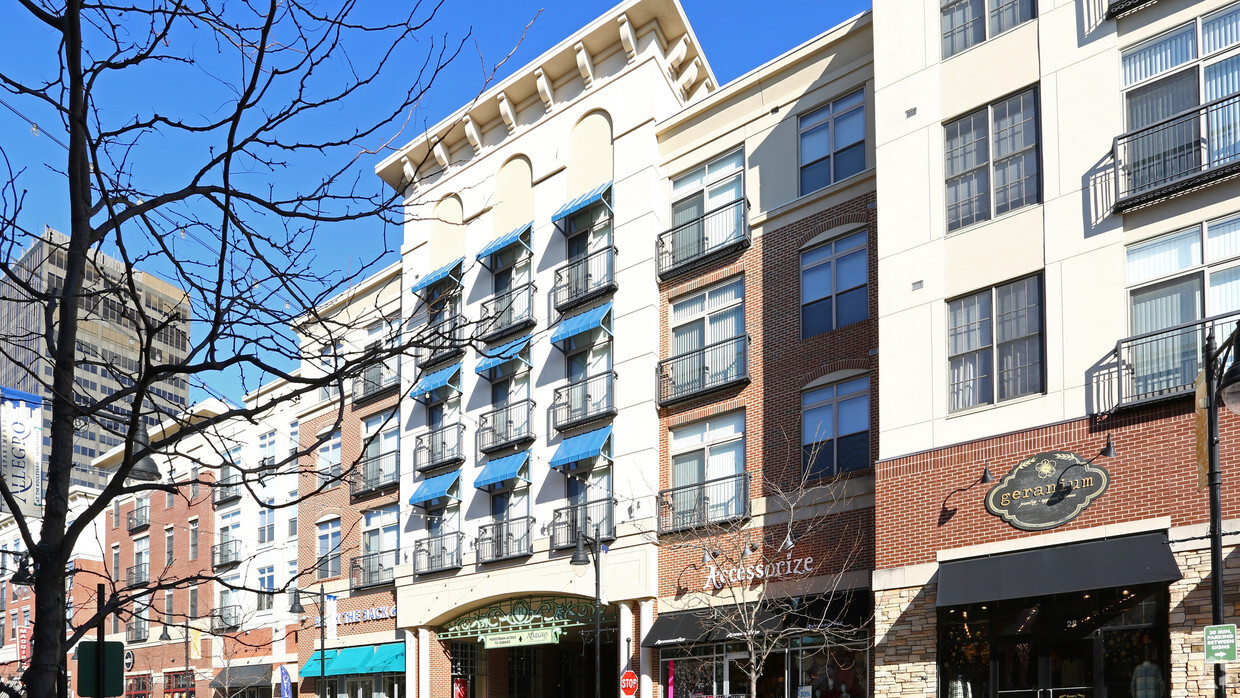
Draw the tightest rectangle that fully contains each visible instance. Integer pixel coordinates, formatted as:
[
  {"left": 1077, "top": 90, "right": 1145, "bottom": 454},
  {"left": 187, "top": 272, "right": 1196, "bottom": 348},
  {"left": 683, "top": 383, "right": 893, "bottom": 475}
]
[
  {"left": 639, "top": 599, "right": 654, "bottom": 698},
  {"left": 418, "top": 628, "right": 430, "bottom": 698},
  {"left": 619, "top": 601, "right": 634, "bottom": 698}
]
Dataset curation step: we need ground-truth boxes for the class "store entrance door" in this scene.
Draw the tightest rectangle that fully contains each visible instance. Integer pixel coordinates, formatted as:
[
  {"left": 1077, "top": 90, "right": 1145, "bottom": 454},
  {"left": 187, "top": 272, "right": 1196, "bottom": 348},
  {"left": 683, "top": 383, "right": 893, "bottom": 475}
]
[
  {"left": 994, "top": 640, "right": 1039, "bottom": 698},
  {"left": 992, "top": 637, "right": 1095, "bottom": 698}
]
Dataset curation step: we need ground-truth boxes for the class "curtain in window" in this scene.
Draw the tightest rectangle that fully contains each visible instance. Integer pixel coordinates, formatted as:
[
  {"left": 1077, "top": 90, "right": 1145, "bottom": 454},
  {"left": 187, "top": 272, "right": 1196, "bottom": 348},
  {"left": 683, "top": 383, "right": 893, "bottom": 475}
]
[
  {"left": 704, "top": 174, "right": 744, "bottom": 250},
  {"left": 1206, "top": 54, "right": 1240, "bottom": 166},
  {"left": 1208, "top": 214, "right": 1240, "bottom": 261},
  {"left": 1123, "top": 69, "right": 1200, "bottom": 194},
  {"left": 1127, "top": 227, "right": 1201, "bottom": 284},
  {"left": 1205, "top": 4, "right": 1240, "bottom": 55},
  {"left": 1209, "top": 266, "right": 1240, "bottom": 314},
  {"left": 1130, "top": 275, "right": 1203, "bottom": 398},
  {"left": 671, "top": 451, "right": 705, "bottom": 527},
  {"left": 948, "top": 292, "right": 993, "bottom": 411},
  {"left": 1122, "top": 25, "right": 1197, "bottom": 87}
]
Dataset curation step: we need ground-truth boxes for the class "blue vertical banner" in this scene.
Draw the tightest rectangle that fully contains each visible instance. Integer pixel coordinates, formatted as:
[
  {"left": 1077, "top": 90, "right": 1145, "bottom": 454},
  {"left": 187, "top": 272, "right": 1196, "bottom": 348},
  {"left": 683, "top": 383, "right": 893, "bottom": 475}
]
[
  {"left": 0, "top": 387, "right": 43, "bottom": 517},
  {"left": 280, "top": 666, "right": 292, "bottom": 698}
]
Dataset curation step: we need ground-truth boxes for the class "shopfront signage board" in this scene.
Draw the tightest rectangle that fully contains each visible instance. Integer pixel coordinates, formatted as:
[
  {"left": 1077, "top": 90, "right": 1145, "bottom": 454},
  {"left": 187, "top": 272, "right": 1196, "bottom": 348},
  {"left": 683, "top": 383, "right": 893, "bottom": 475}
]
[
  {"left": 621, "top": 670, "right": 639, "bottom": 696},
  {"left": 16, "top": 625, "right": 30, "bottom": 666},
  {"left": 76, "top": 641, "right": 123, "bottom": 697},
  {"left": 1206, "top": 624, "right": 1237, "bottom": 662},
  {"left": 985, "top": 451, "right": 1110, "bottom": 531},
  {"left": 481, "top": 628, "right": 562, "bottom": 649},
  {"left": 0, "top": 388, "right": 43, "bottom": 518}
]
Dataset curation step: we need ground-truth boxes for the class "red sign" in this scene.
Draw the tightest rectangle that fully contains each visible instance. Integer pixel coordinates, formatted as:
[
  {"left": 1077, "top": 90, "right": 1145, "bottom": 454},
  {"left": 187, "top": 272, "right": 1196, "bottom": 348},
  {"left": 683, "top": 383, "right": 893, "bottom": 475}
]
[
  {"left": 16, "top": 626, "right": 30, "bottom": 666},
  {"left": 621, "top": 670, "right": 639, "bottom": 696}
]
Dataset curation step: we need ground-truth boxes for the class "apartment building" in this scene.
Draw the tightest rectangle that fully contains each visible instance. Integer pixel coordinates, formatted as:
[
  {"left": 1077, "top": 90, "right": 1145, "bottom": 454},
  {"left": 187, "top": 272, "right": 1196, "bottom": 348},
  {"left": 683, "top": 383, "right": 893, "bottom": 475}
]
[{"left": 871, "top": 1, "right": 1240, "bottom": 698}]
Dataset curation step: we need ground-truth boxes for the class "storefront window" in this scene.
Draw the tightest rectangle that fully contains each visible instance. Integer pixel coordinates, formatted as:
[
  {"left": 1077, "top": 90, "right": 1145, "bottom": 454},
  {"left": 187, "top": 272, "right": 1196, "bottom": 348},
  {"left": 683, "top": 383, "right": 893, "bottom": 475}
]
[
  {"left": 451, "top": 641, "right": 486, "bottom": 698},
  {"left": 661, "top": 640, "right": 869, "bottom": 698},
  {"left": 164, "top": 671, "right": 194, "bottom": 698},
  {"left": 509, "top": 647, "right": 541, "bottom": 698},
  {"left": 124, "top": 676, "right": 151, "bottom": 698}
]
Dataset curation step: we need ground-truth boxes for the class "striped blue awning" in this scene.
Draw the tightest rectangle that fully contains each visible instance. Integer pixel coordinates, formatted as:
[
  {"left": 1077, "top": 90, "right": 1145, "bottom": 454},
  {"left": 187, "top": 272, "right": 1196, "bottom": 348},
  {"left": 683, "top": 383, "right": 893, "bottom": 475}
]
[
  {"left": 475, "top": 451, "right": 530, "bottom": 490},
  {"left": 409, "top": 470, "right": 461, "bottom": 507},
  {"left": 475, "top": 335, "right": 533, "bottom": 375},
  {"left": 550, "top": 425, "right": 613, "bottom": 469},
  {"left": 412, "top": 363, "right": 461, "bottom": 397},
  {"left": 410, "top": 257, "right": 464, "bottom": 295},
  {"left": 476, "top": 223, "right": 532, "bottom": 262},
  {"left": 552, "top": 182, "right": 612, "bottom": 223},
  {"left": 550, "top": 302, "right": 612, "bottom": 345}
]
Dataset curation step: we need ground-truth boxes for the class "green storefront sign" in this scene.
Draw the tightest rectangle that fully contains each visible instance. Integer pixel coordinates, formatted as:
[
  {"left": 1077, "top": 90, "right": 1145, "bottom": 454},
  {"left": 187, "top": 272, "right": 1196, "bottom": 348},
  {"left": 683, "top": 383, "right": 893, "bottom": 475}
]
[
  {"left": 482, "top": 628, "right": 563, "bottom": 649},
  {"left": 1205, "top": 624, "right": 1237, "bottom": 663}
]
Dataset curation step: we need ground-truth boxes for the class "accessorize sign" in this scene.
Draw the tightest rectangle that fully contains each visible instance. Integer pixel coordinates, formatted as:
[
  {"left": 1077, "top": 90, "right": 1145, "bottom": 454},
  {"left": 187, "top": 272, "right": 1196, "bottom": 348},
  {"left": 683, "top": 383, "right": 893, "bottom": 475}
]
[
  {"left": 481, "top": 628, "right": 561, "bottom": 649},
  {"left": 703, "top": 552, "right": 815, "bottom": 590},
  {"left": 0, "top": 388, "right": 43, "bottom": 518},
  {"left": 985, "top": 451, "right": 1110, "bottom": 531}
]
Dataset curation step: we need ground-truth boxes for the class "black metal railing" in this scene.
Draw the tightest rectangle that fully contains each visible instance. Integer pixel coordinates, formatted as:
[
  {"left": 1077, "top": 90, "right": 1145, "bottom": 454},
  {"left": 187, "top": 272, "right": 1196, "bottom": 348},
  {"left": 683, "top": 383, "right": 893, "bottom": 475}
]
[
  {"left": 480, "top": 284, "right": 535, "bottom": 341},
  {"left": 550, "top": 499, "right": 616, "bottom": 550},
  {"left": 350, "top": 451, "right": 399, "bottom": 496},
  {"left": 1113, "top": 311, "right": 1240, "bottom": 408},
  {"left": 477, "top": 399, "right": 535, "bottom": 453},
  {"left": 657, "top": 199, "right": 749, "bottom": 280},
  {"left": 354, "top": 361, "right": 399, "bottom": 402},
  {"left": 416, "top": 423, "right": 466, "bottom": 471},
  {"left": 657, "top": 472, "right": 751, "bottom": 534},
  {"left": 414, "top": 531, "right": 465, "bottom": 574},
  {"left": 126, "top": 506, "right": 150, "bottom": 532},
  {"left": 657, "top": 335, "right": 750, "bottom": 405},
  {"left": 125, "top": 563, "right": 149, "bottom": 586},
  {"left": 1114, "top": 92, "right": 1240, "bottom": 212},
  {"left": 213, "top": 476, "right": 242, "bottom": 505},
  {"left": 211, "top": 540, "right": 242, "bottom": 568},
  {"left": 477, "top": 517, "right": 534, "bottom": 563},
  {"left": 552, "top": 247, "right": 618, "bottom": 312},
  {"left": 259, "top": 456, "right": 277, "bottom": 473},
  {"left": 552, "top": 372, "right": 617, "bottom": 431},
  {"left": 1105, "top": 0, "right": 1159, "bottom": 20},
  {"left": 416, "top": 313, "right": 466, "bottom": 367},
  {"left": 211, "top": 605, "right": 241, "bottom": 632},
  {"left": 126, "top": 620, "right": 149, "bottom": 643},
  {"left": 350, "top": 550, "right": 399, "bottom": 588}
]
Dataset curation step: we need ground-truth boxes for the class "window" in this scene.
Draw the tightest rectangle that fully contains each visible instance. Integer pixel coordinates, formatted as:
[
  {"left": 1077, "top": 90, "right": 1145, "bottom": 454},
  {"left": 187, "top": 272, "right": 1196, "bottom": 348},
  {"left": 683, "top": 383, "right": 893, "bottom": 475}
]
[
  {"left": 941, "top": 0, "right": 1034, "bottom": 59},
  {"left": 668, "top": 412, "right": 746, "bottom": 528},
  {"left": 259, "top": 430, "right": 276, "bottom": 470},
  {"left": 164, "top": 589, "right": 174, "bottom": 623},
  {"left": 190, "top": 467, "right": 199, "bottom": 500},
  {"left": 164, "top": 527, "right": 174, "bottom": 566},
  {"left": 188, "top": 584, "right": 198, "bottom": 618},
  {"left": 112, "top": 499, "right": 120, "bottom": 528},
  {"left": 802, "top": 377, "right": 871, "bottom": 479},
  {"left": 317, "top": 519, "right": 341, "bottom": 579},
  {"left": 258, "top": 500, "right": 276, "bottom": 544},
  {"left": 799, "top": 90, "right": 866, "bottom": 195},
  {"left": 165, "top": 489, "right": 175, "bottom": 509},
  {"left": 318, "top": 431, "right": 341, "bottom": 488},
  {"left": 112, "top": 545, "right": 121, "bottom": 581},
  {"left": 945, "top": 88, "right": 1039, "bottom": 232},
  {"left": 124, "top": 676, "right": 151, "bottom": 698},
  {"left": 319, "top": 343, "right": 343, "bottom": 401},
  {"left": 9, "top": 612, "right": 15, "bottom": 639},
  {"left": 257, "top": 566, "right": 275, "bottom": 611},
  {"left": 289, "top": 421, "right": 299, "bottom": 457},
  {"left": 801, "top": 231, "right": 868, "bottom": 338},
  {"left": 948, "top": 275, "right": 1043, "bottom": 411},
  {"left": 665, "top": 279, "right": 746, "bottom": 399},
  {"left": 188, "top": 520, "right": 198, "bottom": 560},
  {"left": 164, "top": 671, "right": 194, "bottom": 698},
  {"left": 361, "top": 412, "right": 399, "bottom": 488},
  {"left": 288, "top": 491, "right": 298, "bottom": 538},
  {"left": 666, "top": 150, "right": 745, "bottom": 267}
]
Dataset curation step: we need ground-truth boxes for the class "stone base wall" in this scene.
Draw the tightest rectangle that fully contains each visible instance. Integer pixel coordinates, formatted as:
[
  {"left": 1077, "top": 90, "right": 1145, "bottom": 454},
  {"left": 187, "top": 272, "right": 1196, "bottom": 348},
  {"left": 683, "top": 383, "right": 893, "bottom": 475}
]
[{"left": 874, "top": 583, "right": 937, "bottom": 698}]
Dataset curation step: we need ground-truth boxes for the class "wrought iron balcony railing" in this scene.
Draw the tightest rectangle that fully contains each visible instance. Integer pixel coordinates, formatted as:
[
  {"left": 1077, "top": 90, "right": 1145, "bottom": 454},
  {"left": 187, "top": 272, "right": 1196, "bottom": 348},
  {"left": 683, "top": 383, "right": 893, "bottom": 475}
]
[
  {"left": 656, "top": 335, "right": 750, "bottom": 406},
  {"left": 211, "top": 605, "right": 241, "bottom": 632},
  {"left": 126, "top": 506, "right": 150, "bottom": 532},
  {"left": 477, "top": 399, "right": 535, "bottom": 454},
  {"left": 477, "top": 517, "right": 534, "bottom": 563},
  {"left": 354, "top": 361, "right": 399, "bottom": 403},
  {"left": 479, "top": 284, "right": 535, "bottom": 342},
  {"left": 656, "top": 199, "right": 749, "bottom": 280},
  {"left": 258, "top": 456, "right": 277, "bottom": 473},
  {"left": 213, "top": 476, "right": 242, "bottom": 505},
  {"left": 416, "top": 313, "right": 466, "bottom": 367},
  {"left": 125, "top": 563, "right": 149, "bottom": 586},
  {"left": 414, "top": 532, "right": 465, "bottom": 574},
  {"left": 350, "top": 550, "right": 399, "bottom": 588},
  {"left": 657, "top": 472, "right": 751, "bottom": 534},
  {"left": 551, "top": 247, "right": 618, "bottom": 313},
  {"left": 126, "top": 620, "right": 149, "bottom": 643},
  {"left": 415, "top": 423, "right": 466, "bottom": 472},
  {"left": 552, "top": 372, "right": 617, "bottom": 432},
  {"left": 550, "top": 499, "right": 616, "bottom": 550},
  {"left": 1113, "top": 92, "right": 1240, "bottom": 213},
  {"left": 350, "top": 451, "right": 399, "bottom": 497},
  {"left": 1110, "top": 311, "right": 1240, "bottom": 409},
  {"left": 212, "top": 540, "right": 242, "bottom": 568}
]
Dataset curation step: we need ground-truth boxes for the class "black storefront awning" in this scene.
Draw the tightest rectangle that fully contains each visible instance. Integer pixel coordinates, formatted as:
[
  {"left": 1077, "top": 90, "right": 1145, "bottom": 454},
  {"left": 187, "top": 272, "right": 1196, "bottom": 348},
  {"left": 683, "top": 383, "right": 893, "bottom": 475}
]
[
  {"left": 209, "top": 664, "right": 272, "bottom": 689},
  {"left": 936, "top": 532, "right": 1182, "bottom": 608},
  {"left": 644, "top": 591, "right": 871, "bottom": 648},
  {"left": 641, "top": 611, "right": 711, "bottom": 648}
]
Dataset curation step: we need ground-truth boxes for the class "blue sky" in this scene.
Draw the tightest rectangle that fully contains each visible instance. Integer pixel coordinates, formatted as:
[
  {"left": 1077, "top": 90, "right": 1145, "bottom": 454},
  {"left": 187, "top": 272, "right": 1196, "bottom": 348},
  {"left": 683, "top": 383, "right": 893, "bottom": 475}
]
[{"left": 0, "top": 0, "right": 870, "bottom": 402}]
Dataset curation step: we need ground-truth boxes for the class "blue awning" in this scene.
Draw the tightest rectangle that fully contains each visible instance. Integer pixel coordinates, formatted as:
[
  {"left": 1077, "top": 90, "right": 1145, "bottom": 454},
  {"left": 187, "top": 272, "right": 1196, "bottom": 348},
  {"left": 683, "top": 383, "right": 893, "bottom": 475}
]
[
  {"left": 475, "top": 451, "right": 530, "bottom": 490},
  {"left": 409, "top": 470, "right": 461, "bottom": 507},
  {"left": 410, "top": 257, "right": 464, "bottom": 295},
  {"left": 412, "top": 363, "right": 461, "bottom": 397},
  {"left": 550, "top": 302, "right": 613, "bottom": 345},
  {"left": 370, "top": 643, "right": 406, "bottom": 673},
  {"left": 475, "top": 335, "right": 533, "bottom": 375},
  {"left": 552, "top": 181, "right": 612, "bottom": 223},
  {"left": 326, "top": 646, "right": 374, "bottom": 676},
  {"left": 550, "top": 425, "right": 613, "bottom": 469},
  {"left": 476, "top": 223, "right": 532, "bottom": 262},
  {"left": 0, "top": 387, "right": 42, "bottom": 405},
  {"left": 299, "top": 650, "right": 337, "bottom": 679}
]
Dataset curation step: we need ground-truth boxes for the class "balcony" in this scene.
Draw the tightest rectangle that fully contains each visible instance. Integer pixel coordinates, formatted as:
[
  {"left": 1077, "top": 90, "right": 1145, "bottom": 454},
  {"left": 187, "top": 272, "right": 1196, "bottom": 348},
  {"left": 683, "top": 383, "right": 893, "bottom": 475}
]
[
  {"left": 212, "top": 540, "right": 242, "bottom": 568},
  {"left": 350, "top": 451, "right": 399, "bottom": 497},
  {"left": 213, "top": 476, "right": 242, "bottom": 506},
  {"left": 211, "top": 605, "right": 241, "bottom": 632},
  {"left": 657, "top": 472, "right": 751, "bottom": 534},
  {"left": 125, "top": 563, "right": 149, "bottom": 586},
  {"left": 1113, "top": 93, "right": 1240, "bottom": 213},
  {"left": 258, "top": 456, "right": 276, "bottom": 474},
  {"left": 126, "top": 506, "right": 150, "bottom": 532},
  {"left": 415, "top": 313, "right": 466, "bottom": 367},
  {"left": 1105, "top": 0, "right": 1157, "bottom": 19},
  {"left": 415, "top": 423, "right": 466, "bottom": 472},
  {"left": 477, "top": 399, "right": 535, "bottom": 454},
  {"left": 353, "top": 361, "right": 399, "bottom": 404},
  {"left": 477, "top": 517, "right": 534, "bottom": 563},
  {"left": 414, "top": 532, "right": 464, "bottom": 574},
  {"left": 656, "top": 199, "right": 749, "bottom": 281},
  {"left": 1108, "top": 311, "right": 1240, "bottom": 410},
  {"left": 550, "top": 499, "right": 616, "bottom": 550},
  {"left": 350, "top": 549, "right": 399, "bottom": 588},
  {"left": 126, "top": 620, "right": 149, "bottom": 643},
  {"left": 552, "top": 373, "right": 617, "bottom": 432},
  {"left": 551, "top": 247, "right": 618, "bottom": 313},
  {"left": 479, "top": 284, "right": 535, "bottom": 342},
  {"left": 656, "top": 335, "right": 750, "bottom": 406}
]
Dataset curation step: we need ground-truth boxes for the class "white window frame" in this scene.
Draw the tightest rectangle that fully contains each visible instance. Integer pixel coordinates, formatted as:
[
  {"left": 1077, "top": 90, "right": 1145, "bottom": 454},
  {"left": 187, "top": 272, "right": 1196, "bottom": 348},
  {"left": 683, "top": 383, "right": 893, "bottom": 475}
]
[
  {"left": 258, "top": 499, "right": 276, "bottom": 545},
  {"left": 257, "top": 566, "right": 275, "bottom": 612},
  {"left": 316, "top": 518, "right": 341, "bottom": 580},
  {"left": 668, "top": 411, "right": 747, "bottom": 526},
  {"left": 669, "top": 278, "right": 745, "bottom": 356},
  {"left": 317, "top": 430, "right": 342, "bottom": 488}
]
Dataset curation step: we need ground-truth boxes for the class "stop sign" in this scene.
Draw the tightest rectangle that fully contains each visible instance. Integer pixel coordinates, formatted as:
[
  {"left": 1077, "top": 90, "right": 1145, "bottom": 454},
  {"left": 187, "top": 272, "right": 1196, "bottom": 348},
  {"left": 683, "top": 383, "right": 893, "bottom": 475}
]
[{"left": 620, "top": 670, "right": 639, "bottom": 696}]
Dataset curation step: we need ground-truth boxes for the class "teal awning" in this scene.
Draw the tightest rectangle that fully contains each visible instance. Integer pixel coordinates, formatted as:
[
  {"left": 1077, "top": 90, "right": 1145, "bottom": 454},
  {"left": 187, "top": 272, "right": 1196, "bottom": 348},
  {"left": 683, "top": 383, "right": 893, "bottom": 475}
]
[
  {"left": 552, "top": 182, "right": 612, "bottom": 223},
  {"left": 370, "top": 643, "right": 406, "bottom": 673},
  {"left": 299, "top": 650, "right": 337, "bottom": 679},
  {"left": 410, "top": 257, "right": 464, "bottom": 295},
  {"left": 412, "top": 363, "right": 461, "bottom": 397},
  {"left": 550, "top": 425, "right": 613, "bottom": 469},
  {"left": 409, "top": 470, "right": 460, "bottom": 507},
  {"left": 326, "top": 646, "right": 375, "bottom": 676},
  {"left": 476, "top": 223, "right": 532, "bottom": 262},
  {"left": 475, "top": 335, "right": 532, "bottom": 375},
  {"left": 550, "top": 302, "right": 612, "bottom": 345},
  {"left": 475, "top": 451, "right": 530, "bottom": 490}
]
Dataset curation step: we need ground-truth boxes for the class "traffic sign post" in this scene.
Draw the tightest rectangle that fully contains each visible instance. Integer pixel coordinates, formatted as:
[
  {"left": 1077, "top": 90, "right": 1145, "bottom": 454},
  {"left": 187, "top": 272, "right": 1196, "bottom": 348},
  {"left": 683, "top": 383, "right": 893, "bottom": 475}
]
[
  {"left": 620, "top": 670, "right": 639, "bottom": 696},
  {"left": 1206, "top": 624, "right": 1237, "bottom": 663}
]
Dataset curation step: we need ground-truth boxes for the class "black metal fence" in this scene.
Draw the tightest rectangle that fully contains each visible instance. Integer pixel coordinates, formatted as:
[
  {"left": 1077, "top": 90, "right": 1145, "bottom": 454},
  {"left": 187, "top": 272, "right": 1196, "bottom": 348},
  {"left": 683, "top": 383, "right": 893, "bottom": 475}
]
[
  {"left": 657, "top": 335, "right": 750, "bottom": 405},
  {"left": 657, "top": 472, "right": 750, "bottom": 533},
  {"left": 350, "top": 451, "right": 399, "bottom": 496},
  {"left": 551, "top": 247, "right": 617, "bottom": 312},
  {"left": 551, "top": 373, "right": 616, "bottom": 431},
  {"left": 478, "top": 400, "right": 534, "bottom": 453},
  {"left": 656, "top": 199, "right": 748, "bottom": 279},
  {"left": 413, "top": 532, "right": 464, "bottom": 574},
  {"left": 416, "top": 423, "right": 466, "bottom": 471},
  {"left": 350, "top": 549, "right": 399, "bottom": 588},
  {"left": 477, "top": 517, "right": 534, "bottom": 562},
  {"left": 480, "top": 284, "right": 534, "bottom": 340},
  {"left": 550, "top": 499, "right": 615, "bottom": 549}
]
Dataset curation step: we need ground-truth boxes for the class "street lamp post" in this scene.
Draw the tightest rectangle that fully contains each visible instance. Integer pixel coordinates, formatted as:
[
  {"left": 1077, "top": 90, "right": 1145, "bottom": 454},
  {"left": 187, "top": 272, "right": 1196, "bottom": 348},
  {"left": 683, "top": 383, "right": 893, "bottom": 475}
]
[
  {"left": 571, "top": 523, "right": 602, "bottom": 698},
  {"left": 288, "top": 585, "right": 326, "bottom": 698}
]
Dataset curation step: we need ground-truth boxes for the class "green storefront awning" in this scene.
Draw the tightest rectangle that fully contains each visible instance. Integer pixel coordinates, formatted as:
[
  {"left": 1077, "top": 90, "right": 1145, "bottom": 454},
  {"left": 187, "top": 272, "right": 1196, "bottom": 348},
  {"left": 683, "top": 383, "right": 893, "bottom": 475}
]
[{"left": 370, "top": 643, "right": 405, "bottom": 672}]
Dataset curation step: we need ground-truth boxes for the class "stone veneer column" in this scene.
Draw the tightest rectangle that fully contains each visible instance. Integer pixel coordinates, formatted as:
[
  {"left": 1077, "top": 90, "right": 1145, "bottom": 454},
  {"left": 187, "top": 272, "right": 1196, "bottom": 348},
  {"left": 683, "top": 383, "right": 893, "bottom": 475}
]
[
  {"left": 1168, "top": 547, "right": 1240, "bottom": 698},
  {"left": 874, "top": 583, "right": 938, "bottom": 698}
]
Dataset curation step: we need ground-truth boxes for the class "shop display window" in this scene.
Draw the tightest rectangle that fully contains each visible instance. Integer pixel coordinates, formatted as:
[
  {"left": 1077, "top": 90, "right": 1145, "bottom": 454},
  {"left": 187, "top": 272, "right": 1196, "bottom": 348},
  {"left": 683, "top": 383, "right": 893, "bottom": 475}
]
[
  {"left": 124, "top": 676, "right": 151, "bottom": 698},
  {"left": 659, "top": 638, "right": 869, "bottom": 698}
]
